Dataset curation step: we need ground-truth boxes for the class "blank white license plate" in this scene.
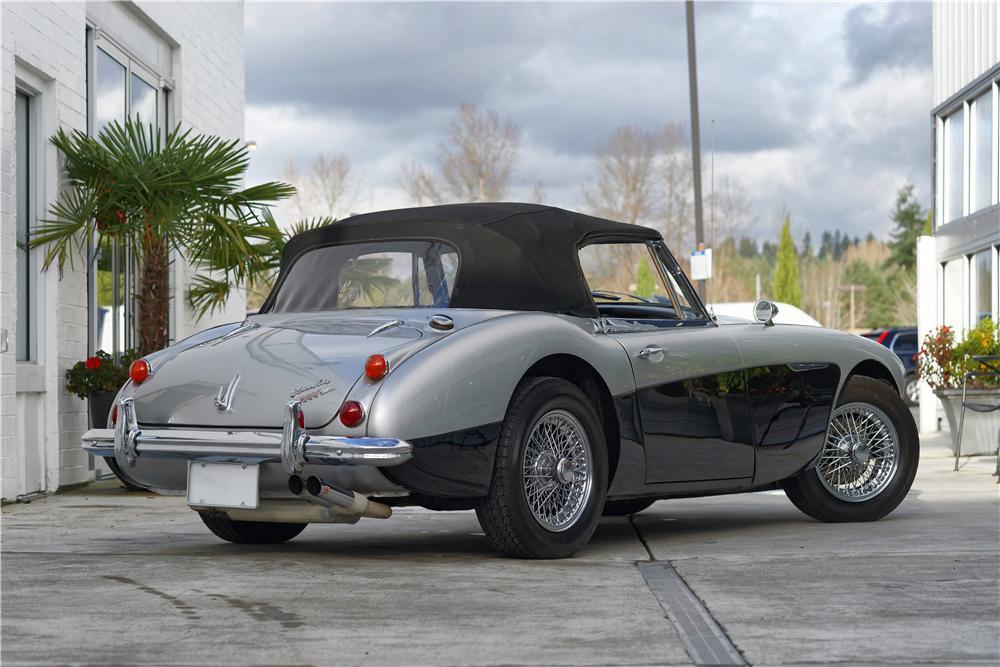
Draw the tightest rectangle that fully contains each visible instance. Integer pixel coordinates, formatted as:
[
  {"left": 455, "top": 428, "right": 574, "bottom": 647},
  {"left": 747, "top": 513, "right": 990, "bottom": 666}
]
[{"left": 187, "top": 461, "right": 259, "bottom": 509}]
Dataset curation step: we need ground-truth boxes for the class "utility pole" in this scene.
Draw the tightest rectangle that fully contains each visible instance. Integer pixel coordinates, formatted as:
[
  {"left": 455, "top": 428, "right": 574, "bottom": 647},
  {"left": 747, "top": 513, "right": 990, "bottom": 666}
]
[
  {"left": 710, "top": 118, "right": 715, "bottom": 249},
  {"left": 837, "top": 284, "right": 868, "bottom": 331},
  {"left": 685, "top": 0, "right": 705, "bottom": 299}
]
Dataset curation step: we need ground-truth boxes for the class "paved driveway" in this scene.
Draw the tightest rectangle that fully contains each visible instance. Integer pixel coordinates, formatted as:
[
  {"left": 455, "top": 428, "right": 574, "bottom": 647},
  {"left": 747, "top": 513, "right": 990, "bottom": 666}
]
[{"left": 2, "top": 438, "right": 997, "bottom": 666}]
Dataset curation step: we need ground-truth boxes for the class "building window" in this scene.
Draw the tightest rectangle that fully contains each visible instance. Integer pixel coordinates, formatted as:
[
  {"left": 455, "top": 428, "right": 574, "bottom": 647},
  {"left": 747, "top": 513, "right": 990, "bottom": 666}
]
[
  {"left": 943, "top": 108, "right": 965, "bottom": 223},
  {"left": 972, "top": 89, "right": 993, "bottom": 213},
  {"left": 131, "top": 74, "right": 157, "bottom": 125},
  {"left": 89, "top": 36, "right": 166, "bottom": 358},
  {"left": 94, "top": 48, "right": 126, "bottom": 137},
  {"left": 972, "top": 249, "right": 993, "bottom": 324},
  {"left": 942, "top": 258, "right": 965, "bottom": 333},
  {"left": 15, "top": 92, "right": 34, "bottom": 361}
]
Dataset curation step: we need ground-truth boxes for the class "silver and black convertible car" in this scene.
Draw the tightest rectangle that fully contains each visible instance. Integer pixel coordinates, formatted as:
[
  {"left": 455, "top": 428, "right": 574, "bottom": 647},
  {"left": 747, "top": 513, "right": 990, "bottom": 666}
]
[{"left": 84, "top": 203, "right": 918, "bottom": 558}]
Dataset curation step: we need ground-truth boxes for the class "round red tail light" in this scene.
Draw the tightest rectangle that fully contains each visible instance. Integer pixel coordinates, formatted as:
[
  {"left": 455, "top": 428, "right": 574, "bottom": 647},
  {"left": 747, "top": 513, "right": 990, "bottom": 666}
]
[
  {"left": 339, "top": 400, "right": 365, "bottom": 428},
  {"left": 111, "top": 403, "right": 118, "bottom": 426},
  {"left": 364, "top": 354, "right": 389, "bottom": 381},
  {"left": 129, "top": 359, "right": 150, "bottom": 385},
  {"left": 297, "top": 410, "right": 305, "bottom": 428}
]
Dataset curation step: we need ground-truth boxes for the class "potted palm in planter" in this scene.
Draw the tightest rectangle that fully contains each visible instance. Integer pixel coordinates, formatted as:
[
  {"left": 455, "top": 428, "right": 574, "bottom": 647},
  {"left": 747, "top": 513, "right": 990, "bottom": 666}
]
[
  {"left": 32, "top": 118, "right": 295, "bottom": 354},
  {"left": 34, "top": 119, "right": 295, "bottom": 486},
  {"left": 917, "top": 318, "right": 1000, "bottom": 455}
]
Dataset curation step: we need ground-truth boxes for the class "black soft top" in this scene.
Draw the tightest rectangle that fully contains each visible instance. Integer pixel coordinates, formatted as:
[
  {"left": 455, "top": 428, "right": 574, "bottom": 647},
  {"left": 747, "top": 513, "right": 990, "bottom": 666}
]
[{"left": 265, "top": 203, "right": 662, "bottom": 318}]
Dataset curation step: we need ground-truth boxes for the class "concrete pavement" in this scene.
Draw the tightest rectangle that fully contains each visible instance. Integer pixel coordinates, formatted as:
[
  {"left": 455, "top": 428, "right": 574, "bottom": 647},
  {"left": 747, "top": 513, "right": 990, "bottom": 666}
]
[{"left": 2, "top": 434, "right": 997, "bottom": 666}]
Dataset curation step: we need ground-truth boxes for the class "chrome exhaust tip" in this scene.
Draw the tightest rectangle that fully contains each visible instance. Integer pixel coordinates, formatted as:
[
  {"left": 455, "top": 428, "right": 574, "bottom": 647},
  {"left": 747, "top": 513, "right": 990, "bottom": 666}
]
[
  {"left": 288, "top": 474, "right": 392, "bottom": 519},
  {"left": 305, "top": 475, "right": 356, "bottom": 509}
]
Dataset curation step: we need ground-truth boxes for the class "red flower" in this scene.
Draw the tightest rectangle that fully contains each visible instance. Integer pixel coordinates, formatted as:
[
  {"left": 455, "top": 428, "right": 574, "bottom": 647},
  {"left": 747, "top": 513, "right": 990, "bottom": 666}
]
[{"left": 85, "top": 356, "right": 102, "bottom": 370}]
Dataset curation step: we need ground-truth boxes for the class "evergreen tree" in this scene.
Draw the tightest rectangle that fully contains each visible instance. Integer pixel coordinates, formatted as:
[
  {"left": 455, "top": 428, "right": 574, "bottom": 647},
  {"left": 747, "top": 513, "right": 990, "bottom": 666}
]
[
  {"left": 818, "top": 231, "right": 833, "bottom": 259},
  {"left": 738, "top": 237, "right": 758, "bottom": 258},
  {"left": 801, "top": 231, "right": 813, "bottom": 259},
  {"left": 772, "top": 216, "right": 802, "bottom": 306},
  {"left": 635, "top": 256, "right": 655, "bottom": 299},
  {"left": 886, "top": 183, "right": 927, "bottom": 271},
  {"left": 832, "top": 230, "right": 844, "bottom": 260}
]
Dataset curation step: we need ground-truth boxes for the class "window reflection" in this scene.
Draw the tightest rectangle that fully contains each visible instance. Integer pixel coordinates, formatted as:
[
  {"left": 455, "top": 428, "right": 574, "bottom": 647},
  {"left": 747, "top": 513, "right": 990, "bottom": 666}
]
[
  {"left": 95, "top": 48, "right": 126, "bottom": 136},
  {"left": 973, "top": 91, "right": 993, "bottom": 212},
  {"left": 131, "top": 74, "right": 157, "bottom": 128},
  {"left": 945, "top": 109, "right": 964, "bottom": 223},
  {"left": 942, "top": 258, "right": 964, "bottom": 333},
  {"left": 973, "top": 250, "right": 992, "bottom": 323}
]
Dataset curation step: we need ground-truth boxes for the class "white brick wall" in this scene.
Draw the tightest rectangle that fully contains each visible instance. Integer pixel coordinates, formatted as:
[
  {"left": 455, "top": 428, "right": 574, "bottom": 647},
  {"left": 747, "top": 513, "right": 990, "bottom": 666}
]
[
  {"left": 1, "top": 1, "right": 246, "bottom": 500},
  {"left": 1, "top": 1, "right": 89, "bottom": 500}
]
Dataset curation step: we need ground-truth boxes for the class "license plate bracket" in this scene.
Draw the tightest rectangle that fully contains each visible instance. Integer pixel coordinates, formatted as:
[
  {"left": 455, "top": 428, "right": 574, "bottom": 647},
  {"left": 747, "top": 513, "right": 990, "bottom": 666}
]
[{"left": 187, "top": 461, "right": 259, "bottom": 509}]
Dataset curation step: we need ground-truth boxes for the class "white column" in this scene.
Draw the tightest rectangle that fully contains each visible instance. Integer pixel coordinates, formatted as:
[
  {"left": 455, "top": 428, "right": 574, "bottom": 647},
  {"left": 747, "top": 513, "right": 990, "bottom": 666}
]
[{"left": 916, "top": 235, "right": 939, "bottom": 433}]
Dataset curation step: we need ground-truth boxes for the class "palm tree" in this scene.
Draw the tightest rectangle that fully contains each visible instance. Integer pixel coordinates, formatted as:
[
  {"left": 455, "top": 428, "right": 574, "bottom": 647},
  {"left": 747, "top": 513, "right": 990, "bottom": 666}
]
[
  {"left": 32, "top": 119, "right": 295, "bottom": 354},
  {"left": 200, "top": 210, "right": 342, "bottom": 314}
]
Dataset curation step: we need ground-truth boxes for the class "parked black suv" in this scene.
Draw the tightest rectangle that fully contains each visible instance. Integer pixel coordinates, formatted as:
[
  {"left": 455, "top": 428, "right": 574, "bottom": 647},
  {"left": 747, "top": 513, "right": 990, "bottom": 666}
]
[{"left": 861, "top": 328, "right": 919, "bottom": 405}]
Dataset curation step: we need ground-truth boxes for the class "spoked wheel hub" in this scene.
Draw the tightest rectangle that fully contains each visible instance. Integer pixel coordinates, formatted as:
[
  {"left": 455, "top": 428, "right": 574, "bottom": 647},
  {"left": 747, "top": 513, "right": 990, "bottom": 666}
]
[
  {"left": 816, "top": 402, "right": 900, "bottom": 502},
  {"left": 522, "top": 409, "right": 594, "bottom": 532}
]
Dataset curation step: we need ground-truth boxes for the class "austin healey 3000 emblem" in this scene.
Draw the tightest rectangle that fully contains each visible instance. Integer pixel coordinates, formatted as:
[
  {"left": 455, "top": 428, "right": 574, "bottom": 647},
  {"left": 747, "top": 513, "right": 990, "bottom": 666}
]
[
  {"left": 213, "top": 374, "right": 241, "bottom": 412},
  {"left": 290, "top": 378, "right": 334, "bottom": 403}
]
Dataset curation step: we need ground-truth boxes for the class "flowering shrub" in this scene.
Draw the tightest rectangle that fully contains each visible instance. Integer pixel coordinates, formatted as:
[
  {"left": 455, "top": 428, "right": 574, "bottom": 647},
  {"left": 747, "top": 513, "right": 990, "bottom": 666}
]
[
  {"left": 65, "top": 350, "right": 135, "bottom": 400},
  {"left": 917, "top": 318, "right": 1000, "bottom": 390}
]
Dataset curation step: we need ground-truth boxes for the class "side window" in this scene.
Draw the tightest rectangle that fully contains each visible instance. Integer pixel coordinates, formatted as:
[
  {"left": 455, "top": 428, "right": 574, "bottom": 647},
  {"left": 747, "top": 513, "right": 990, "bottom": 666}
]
[
  {"left": 892, "top": 333, "right": 918, "bottom": 354},
  {"left": 578, "top": 242, "right": 681, "bottom": 319},
  {"left": 417, "top": 249, "right": 458, "bottom": 307}
]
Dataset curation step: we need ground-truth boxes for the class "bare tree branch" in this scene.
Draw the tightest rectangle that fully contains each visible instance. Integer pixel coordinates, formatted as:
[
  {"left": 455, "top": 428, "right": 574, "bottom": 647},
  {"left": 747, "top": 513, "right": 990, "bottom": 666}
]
[
  {"left": 402, "top": 102, "right": 521, "bottom": 204},
  {"left": 282, "top": 152, "right": 356, "bottom": 218}
]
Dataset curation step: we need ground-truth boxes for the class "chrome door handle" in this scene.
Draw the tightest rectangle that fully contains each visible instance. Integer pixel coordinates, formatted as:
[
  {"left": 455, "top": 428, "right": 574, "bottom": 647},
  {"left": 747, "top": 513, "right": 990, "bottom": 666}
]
[{"left": 637, "top": 345, "right": 665, "bottom": 361}]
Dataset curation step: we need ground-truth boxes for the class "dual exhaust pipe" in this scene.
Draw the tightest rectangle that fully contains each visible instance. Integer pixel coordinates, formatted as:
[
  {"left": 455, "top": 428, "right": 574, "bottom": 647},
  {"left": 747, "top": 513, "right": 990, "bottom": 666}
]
[{"left": 288, "top": 474, "right": 392, "bottom": 519}]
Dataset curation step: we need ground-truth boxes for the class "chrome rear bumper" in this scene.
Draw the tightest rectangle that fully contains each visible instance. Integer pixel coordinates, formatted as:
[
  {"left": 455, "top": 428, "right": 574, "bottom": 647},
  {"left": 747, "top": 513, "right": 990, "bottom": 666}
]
[{"left": 82, "top": 398, "right": 412, "bottom": 473}]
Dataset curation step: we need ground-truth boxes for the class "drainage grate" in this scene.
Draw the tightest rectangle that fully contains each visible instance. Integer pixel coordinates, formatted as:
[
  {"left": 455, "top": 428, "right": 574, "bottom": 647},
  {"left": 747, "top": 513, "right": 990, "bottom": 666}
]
[{"left": 638, "top": 561, "right": 747, "bottom": 666}]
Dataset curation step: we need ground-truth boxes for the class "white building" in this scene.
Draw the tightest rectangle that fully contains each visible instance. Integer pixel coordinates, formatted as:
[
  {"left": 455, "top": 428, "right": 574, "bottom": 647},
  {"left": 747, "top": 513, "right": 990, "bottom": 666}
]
[
  {"left": 917, "top": 2, "right": 1000, "bottom": 432},
  {"left": 1, "top": 2, "right": 248, "bottom": 500}
]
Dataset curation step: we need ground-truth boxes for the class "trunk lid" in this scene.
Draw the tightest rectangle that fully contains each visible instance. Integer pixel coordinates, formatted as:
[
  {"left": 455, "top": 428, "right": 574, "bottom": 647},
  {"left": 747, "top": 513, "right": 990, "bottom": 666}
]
[{"left": 132, "top": 314, "right": 426, "bottom": 428}]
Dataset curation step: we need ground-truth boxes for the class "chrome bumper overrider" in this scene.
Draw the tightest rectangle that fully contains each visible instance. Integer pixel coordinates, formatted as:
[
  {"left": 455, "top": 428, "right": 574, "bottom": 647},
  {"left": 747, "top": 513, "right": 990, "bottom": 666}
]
[{"left": 82, "top": 398, "right": 412, "bottom": 473}]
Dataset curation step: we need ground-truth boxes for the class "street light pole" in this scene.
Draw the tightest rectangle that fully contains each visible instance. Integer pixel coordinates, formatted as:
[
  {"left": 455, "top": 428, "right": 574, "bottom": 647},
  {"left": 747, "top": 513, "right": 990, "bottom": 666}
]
[{"left": 685, "top": 0, "right": 706, "bottom": 299}]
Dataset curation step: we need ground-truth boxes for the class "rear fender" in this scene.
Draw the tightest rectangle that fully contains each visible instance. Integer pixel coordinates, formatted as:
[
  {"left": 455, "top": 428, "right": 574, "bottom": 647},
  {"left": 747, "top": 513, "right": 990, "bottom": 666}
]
[{"left": 367, "top": 312, "right": 635, "bottom": 441}]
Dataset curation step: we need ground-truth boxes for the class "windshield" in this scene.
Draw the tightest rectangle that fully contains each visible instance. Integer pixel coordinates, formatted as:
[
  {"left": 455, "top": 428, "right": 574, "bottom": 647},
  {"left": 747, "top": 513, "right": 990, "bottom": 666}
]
[{"left": 268, "top": 240, "right": 459, "bottom": 313}]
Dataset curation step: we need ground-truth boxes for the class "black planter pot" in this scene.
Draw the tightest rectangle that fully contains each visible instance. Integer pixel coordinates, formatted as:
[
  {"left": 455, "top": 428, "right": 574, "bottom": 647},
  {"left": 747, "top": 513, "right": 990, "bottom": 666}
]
[{"left": 88, "top": 390, "right": 116, "bottom": 428}]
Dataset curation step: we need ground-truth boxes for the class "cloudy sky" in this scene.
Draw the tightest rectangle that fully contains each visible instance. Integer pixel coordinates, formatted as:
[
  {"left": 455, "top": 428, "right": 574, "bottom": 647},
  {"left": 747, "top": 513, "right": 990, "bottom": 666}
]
[{"left": 244, "top": 1, "right": 932, "bottom": 244}]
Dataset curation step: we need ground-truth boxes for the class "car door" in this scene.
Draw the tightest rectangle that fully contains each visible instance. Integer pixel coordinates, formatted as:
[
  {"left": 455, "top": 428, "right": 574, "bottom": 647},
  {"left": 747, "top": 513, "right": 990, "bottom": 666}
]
[{"left": 580, "top": 240, "right": 755, "bottom": 484}]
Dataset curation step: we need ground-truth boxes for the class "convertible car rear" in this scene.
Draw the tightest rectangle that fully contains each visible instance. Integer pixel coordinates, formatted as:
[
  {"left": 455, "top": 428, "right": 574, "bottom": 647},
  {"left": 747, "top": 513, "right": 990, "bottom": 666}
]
[{"left": 83, "top": 203, "right": 917, "bottom": 558}]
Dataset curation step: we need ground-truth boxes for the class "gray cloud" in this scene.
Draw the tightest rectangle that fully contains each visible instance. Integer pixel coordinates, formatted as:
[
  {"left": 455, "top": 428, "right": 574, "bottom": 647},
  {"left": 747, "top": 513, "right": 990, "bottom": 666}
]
[
  {"left": 245, "top": 2, "right": 932, "bottom": 242},
  {"left": 843, "top": 3, "right": 931, "bottom": 83}
]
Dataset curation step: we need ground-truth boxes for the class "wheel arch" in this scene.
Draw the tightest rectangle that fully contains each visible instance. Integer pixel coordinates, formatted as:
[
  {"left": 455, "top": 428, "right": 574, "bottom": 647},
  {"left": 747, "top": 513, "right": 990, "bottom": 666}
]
[
  {"left": 520, "top": 354, "right": 621, "bottom": 484},
  {"left": 847, "top": 359, "right": 900, "bottom": 394}
]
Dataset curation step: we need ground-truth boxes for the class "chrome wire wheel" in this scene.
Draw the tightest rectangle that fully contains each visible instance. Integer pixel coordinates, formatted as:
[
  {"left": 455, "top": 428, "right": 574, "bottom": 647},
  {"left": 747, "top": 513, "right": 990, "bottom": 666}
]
[
  {"left": 521, "top": 409, "right": 594, "bottom": 532},
  {"left": 816, "top": 402, "right": 900, "bottom": 502}
]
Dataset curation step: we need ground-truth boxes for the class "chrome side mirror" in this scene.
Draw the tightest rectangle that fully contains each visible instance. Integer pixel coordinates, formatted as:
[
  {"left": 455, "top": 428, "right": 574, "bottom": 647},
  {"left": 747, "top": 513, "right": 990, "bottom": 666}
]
[{"left": 753, "top": 299, "right": 779, "bottom": 326}]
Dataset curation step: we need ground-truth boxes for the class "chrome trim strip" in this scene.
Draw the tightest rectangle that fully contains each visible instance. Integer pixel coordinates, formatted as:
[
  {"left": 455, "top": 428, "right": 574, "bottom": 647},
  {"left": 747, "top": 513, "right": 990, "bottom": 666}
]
[
  {"left": 367, "top": 318, "right": 404, "bottom": 337},
  {"left": 82, "top": 399, "right": 412, "bottom": 470}
]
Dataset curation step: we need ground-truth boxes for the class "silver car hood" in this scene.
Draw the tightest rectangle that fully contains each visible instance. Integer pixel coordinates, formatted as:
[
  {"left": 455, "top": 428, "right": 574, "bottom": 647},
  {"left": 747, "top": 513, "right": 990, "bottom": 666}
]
[{"left": 133, "top": 313, "right": 432, "bottom": 428}]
